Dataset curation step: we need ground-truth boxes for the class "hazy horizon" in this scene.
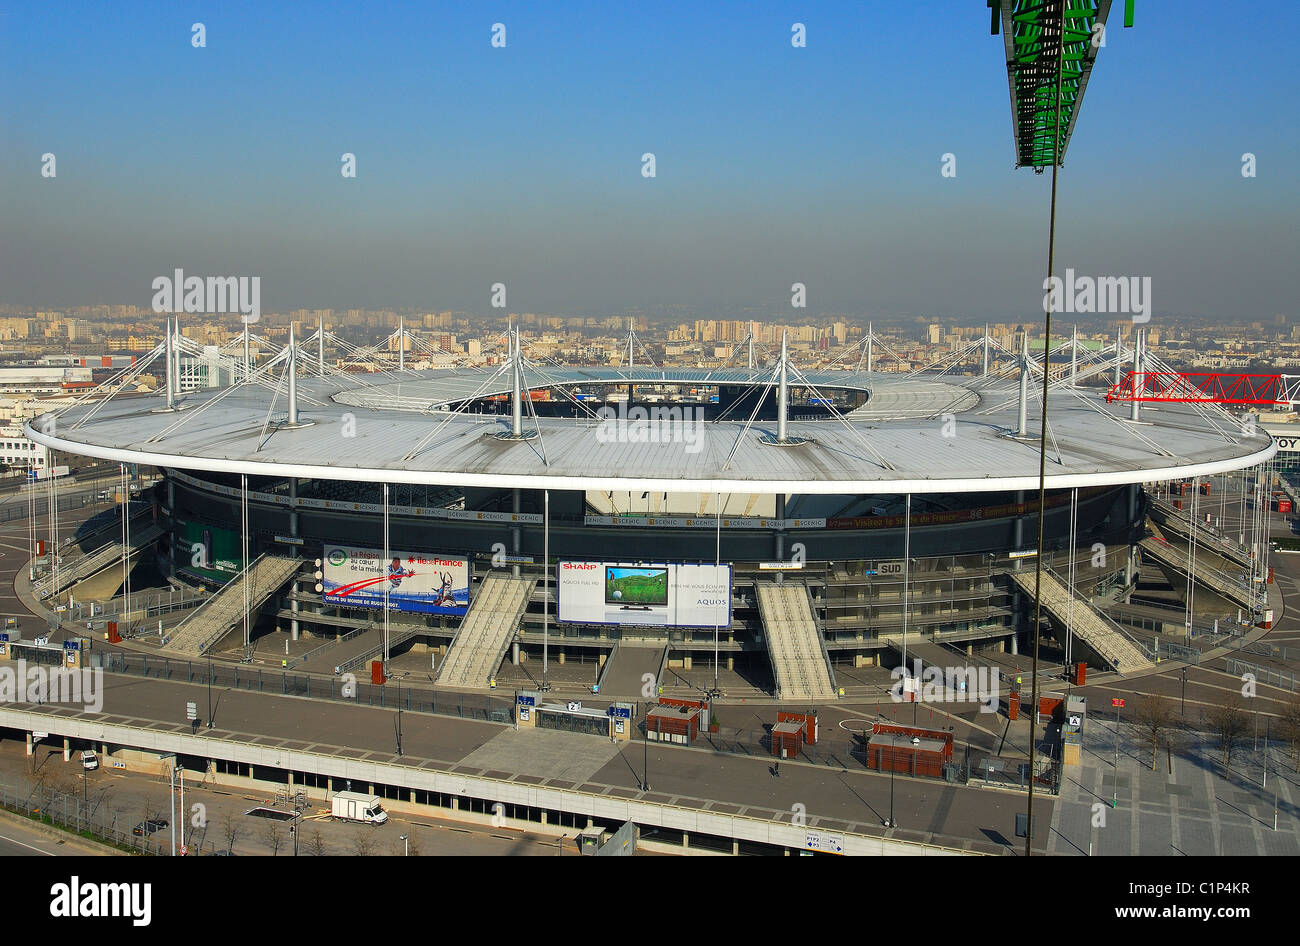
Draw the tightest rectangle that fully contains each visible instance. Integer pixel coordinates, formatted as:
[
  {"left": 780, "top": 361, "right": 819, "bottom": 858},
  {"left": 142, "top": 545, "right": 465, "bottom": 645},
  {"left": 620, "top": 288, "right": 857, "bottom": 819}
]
[{"left": 3, "top": 2, "right": 1295, "bottom": 323}]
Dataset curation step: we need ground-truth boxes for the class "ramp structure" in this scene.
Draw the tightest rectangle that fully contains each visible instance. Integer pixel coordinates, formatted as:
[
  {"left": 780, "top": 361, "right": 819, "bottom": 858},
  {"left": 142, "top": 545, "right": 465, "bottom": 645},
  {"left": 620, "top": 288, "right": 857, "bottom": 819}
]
[
  {"left": 436, "top": 573, "right": 534, "bottom": 689},
  {"left": 1147, "top": 498, "right": 1252, "bottom": 571},
  {"left": 596, "top": 645, "right": 666, "bottom": 698},
  {"left": 755, "top": 581, "right": 836, "bottom": 702},
  {"left": 33, "top": 521, "right": 162, "bottom": 601},
  {"left": 161, "top": 554, "right": 301, "bottom": 656},
  {"left": 1009, "top": 570, "right": 1148, "bottom": 674},
  {"left": 1138, "top": 538, "right": 1262, "bottom": 613}
]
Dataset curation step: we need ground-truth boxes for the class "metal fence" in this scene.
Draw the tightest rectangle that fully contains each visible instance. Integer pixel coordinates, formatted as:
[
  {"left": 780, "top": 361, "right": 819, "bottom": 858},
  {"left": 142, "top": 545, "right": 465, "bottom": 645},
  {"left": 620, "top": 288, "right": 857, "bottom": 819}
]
[
  {"left": 0, "top": 490, "right": 99, "bottom": 523},
  {"left": 67, "top": 590, "right": 209, "bottom": 624},
  {"left": 99, "top": 652, "right": 516, "bottom": 724},
  {"left": 1223, "top": 657, "right": 1298, "bottom": 693},
  {"left": 0, "top": 774, "right": 169, "bottom": 855},
  {"left": 1232, "top": 640, "right": 1300, "bottom": 664}
]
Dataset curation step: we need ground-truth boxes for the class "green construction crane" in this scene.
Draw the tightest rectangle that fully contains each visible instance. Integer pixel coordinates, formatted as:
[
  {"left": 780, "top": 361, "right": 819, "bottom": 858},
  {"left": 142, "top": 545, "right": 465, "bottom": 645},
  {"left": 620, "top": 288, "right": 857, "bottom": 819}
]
[{"left": 989, "top": 0, "right": 1135, "bottom": 169}]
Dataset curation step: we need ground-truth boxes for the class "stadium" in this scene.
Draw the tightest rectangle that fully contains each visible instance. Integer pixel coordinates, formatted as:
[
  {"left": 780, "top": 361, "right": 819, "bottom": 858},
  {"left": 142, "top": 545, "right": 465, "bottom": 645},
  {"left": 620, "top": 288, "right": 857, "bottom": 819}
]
[{"left": 23, "top": 325, "right": 1279, "bottom": 704}]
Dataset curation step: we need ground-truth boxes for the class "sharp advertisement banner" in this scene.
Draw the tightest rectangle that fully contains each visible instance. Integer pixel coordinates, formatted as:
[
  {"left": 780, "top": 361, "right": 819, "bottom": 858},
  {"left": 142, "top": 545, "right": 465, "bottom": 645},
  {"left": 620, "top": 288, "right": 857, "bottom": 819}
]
[
  {"left": 558, "top": 562, "right": 731, "bottom": 628},
  {"left": 176, "top": 520, "right": 243, "bottom": 582},
  {"left": 323, "top": 546, "right": 470, "bottom": 615}
]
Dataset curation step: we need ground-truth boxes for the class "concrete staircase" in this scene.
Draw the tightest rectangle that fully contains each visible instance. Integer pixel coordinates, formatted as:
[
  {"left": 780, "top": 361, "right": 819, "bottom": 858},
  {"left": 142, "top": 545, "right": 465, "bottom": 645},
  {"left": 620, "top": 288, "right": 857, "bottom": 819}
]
[
  {"left": 755, "top": 581, "right": 836, "bottom": 702},
  {"left": 161, "top": 554, "right": 301, "bottom": 656},
  {"left": 1138, "top": 537, "right": 1262, "bottom": 613},
  {"left": 34, "top": 521, "right": 162, "bottom": 600},
  {"left": 1147, "top": 498, "right": 1252, "bottom": 570},
  {"left": 436, "top": 573, "right": 535, "bottom": 689},
  {"left": 1009, "top": 569, "right": 1149, "bottom": 675}
]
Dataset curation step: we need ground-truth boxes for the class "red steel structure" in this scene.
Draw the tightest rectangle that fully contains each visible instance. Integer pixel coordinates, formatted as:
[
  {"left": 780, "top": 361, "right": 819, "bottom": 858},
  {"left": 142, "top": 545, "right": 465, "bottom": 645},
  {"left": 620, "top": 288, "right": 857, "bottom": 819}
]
[{"left": 1106, "top": 372, "right": 1288, "bottom": 405}]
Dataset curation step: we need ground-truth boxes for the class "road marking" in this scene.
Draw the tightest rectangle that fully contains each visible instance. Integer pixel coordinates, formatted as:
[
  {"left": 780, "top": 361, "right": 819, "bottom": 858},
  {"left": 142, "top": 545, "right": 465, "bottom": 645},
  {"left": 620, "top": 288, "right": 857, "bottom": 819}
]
[{"left": 0, "top": 832, "right": 56, "bottom": 856}]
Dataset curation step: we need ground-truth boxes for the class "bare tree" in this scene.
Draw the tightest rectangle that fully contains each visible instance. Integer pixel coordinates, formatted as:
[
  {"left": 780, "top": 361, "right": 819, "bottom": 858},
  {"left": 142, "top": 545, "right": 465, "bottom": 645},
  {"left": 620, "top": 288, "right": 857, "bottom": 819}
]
[
  {"left": 351, "top": 832, "right": 375, "bottom": 857},
  {"left": 1134, "top": 694, "right": 1179, "bottom": 770},
  {"left": 222, "top": 815, "right": 242, "bottom": 854},
  {"left": 306, "top": 828, "right": 327, "bottom": 857},
  {"left": 407, "top": 831, "right": 422, "bottom": 857},
  {"left": 263, "top": 822, "right": 283, "bottom": 856},
  {"left": 1204, "top": 696, "right": 1250, "bottom": 775},
  {"left": 1279, "top": 692, "right": 1300, "bottom": 769}
]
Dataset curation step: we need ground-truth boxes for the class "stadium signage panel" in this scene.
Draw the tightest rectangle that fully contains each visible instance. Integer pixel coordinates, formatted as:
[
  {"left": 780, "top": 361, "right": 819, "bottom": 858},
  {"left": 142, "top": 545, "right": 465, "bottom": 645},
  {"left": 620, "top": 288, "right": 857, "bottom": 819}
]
[
  {"left": 558, "top": 562, "right": 732, "bottom": 628},
  {"left": 322, "top": 545, "right": 470, "bottom": 615},
  {"left": 584, "top": 515, "right": 824, "bottom": 529},
  {"left": 176, "top": 520, "right": 242, "bottom": 580}
]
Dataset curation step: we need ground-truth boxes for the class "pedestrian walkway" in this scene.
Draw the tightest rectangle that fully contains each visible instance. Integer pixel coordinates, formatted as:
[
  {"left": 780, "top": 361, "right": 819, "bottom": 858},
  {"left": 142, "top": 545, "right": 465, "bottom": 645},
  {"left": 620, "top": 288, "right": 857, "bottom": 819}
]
[{"left": 1047, "top": 720, "right": 1299, "bottom": 856}]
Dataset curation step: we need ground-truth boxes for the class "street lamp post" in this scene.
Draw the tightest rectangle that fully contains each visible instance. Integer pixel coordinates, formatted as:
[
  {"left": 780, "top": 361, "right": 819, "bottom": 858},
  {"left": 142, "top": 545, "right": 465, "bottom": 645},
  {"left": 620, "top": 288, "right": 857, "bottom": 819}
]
[
  {"left": 887, "top": 746, "right": 895, "bottom": 829},
  {"left": 641, "top": 710, "right": 651, "bottom": 792},
  {"left": 400, "top": 833, "right": 409, "bottom": 856}
]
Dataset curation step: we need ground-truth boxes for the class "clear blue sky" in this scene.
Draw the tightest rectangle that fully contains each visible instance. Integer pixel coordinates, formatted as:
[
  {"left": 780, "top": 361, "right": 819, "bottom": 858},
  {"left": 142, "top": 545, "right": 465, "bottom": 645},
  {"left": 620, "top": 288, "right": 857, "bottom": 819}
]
[{"left": 2, "top": 1, "right": 1296, "bottom": 322}]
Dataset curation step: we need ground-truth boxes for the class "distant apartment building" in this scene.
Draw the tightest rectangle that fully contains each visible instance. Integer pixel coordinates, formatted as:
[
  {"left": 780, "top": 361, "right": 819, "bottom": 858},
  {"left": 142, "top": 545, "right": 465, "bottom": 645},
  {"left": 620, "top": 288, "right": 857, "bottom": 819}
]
[{"left": 179, "top": 347, "right": 238, "bottom": 392}]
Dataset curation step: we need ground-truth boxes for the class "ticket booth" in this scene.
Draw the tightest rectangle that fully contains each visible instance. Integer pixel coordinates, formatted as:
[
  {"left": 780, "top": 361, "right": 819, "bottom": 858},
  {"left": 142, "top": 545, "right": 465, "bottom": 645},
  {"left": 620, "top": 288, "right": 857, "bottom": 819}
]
[
  {"left": 608, "top": 702, "right": 633, "bottom": 742},
  {"left": 777, "top": 710, "right": 818, "bottom": 745},
  {"left": 515, "top": 690, "right": 540, "bottom": 728},
  {"left": 63, "top": 638, "right": 89, "bottom": 669}
]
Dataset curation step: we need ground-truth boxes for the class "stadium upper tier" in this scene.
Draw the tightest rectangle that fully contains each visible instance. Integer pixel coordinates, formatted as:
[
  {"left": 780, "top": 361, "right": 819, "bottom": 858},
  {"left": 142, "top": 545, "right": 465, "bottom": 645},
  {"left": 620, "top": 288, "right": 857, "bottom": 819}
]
[{"left": 28, "top": 366, "right": 1274, "bottom": 495}]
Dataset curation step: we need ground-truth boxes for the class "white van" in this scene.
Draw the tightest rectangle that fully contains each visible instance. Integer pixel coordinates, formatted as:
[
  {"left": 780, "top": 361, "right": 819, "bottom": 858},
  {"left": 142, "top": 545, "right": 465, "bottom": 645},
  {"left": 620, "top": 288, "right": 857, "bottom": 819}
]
[
  {"left": 330, "top": 791, "right": 387, "bottom": 825},
  {"left": 80, "top": 750, "right": 99, "bottom": 770}
]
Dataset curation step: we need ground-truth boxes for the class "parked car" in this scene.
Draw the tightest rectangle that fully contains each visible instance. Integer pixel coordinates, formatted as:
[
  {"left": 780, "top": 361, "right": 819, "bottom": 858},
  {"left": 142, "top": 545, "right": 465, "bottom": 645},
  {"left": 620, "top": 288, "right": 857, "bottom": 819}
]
[
  {"left": 132, "top": 819, "right": 168, "bottom": 837},
  {"left": 80, "top": 750, "right": 98, "bottom": 770}
]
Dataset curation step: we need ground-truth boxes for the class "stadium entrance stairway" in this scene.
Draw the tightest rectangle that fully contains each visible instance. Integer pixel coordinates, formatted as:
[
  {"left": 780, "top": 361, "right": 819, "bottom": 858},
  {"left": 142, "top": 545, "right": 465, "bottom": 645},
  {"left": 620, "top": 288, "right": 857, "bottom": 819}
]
[
  {"left": 595, "top": 645, "right": 666, "bottom": 699},
  {"left": 1009, "top": 569, "right": 1149, "bottom": 675},
  {"left": 161, "top": 554, "right": 302, "bottom": 657},
  {"left": 1138, "top": 537, "right": 1262, "bottom": 613},
  {"left": 33, "top": 519, "right": 162, "bottom": 601},
  {"left": 755, "top": 581, "right": 836, "bottom": 702},
  {"left": 435, "top": 573, "right": 535, "bottom": 689}
]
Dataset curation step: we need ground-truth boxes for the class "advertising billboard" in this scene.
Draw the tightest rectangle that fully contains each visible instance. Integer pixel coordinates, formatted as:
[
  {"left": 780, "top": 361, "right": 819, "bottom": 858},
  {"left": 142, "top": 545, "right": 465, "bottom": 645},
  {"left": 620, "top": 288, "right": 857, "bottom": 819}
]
[
  {"left": 323, "top": 546, "right": 470, "bottom": 615},
  {"left": 175, "top": 520, "right": 243, "bottom": 582},
  {"left": 558, "top": 562, "right": 731, "bottom": 627}
]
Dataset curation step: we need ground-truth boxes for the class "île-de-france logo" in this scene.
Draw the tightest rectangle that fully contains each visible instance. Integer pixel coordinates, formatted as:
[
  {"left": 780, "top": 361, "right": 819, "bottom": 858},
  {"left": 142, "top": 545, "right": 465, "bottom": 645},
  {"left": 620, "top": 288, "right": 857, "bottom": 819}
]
[{"left": 328, "top": 549, "right": 348, "bottom": 567}]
